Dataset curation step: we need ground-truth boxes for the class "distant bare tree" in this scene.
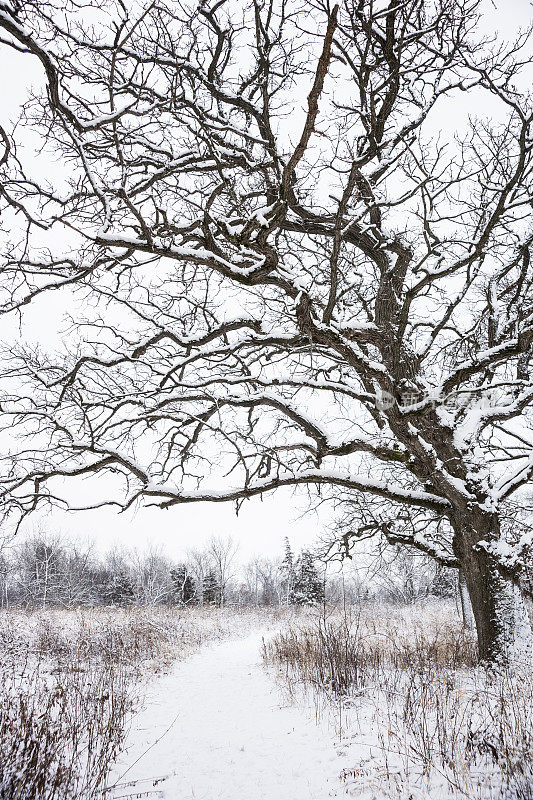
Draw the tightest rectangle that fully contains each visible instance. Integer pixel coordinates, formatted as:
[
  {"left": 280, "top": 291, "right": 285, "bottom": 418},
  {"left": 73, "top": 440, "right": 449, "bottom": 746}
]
[
  {"left": 256, "top": 558, "right": 281, "bottom": 606},
  {"left": 1, "top": 0, "right": 533, "bottom": 661},
  {"left": 207, "top": 535, "right": 239, "bottom": 606},
  {"left": 129, "top": 545, "right": 174, "bottom": 604},
  {"left": 244, "top": 556, "right": 282, "bottom": 606},
  {"left": 13, "top": 531, "right": 65, "bottom": 609},
  {"left": 60, "top": 537, "right": 100, "bottom": 606}
]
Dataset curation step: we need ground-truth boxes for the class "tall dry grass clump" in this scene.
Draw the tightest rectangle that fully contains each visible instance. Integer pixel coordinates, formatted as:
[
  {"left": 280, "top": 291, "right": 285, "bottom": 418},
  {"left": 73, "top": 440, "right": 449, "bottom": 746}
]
[{"left": 263, "top": 602, "right": 533, "bottom": 800}]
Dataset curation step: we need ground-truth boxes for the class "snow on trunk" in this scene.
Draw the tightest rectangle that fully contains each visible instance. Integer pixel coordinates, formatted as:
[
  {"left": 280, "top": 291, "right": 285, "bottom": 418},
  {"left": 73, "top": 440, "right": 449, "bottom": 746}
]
[
  {"left": 464, "top": 549, "right": 533, "bottom": 666},
  {"left": 486, "top": 571, "right": 533, "bottom": 666}
]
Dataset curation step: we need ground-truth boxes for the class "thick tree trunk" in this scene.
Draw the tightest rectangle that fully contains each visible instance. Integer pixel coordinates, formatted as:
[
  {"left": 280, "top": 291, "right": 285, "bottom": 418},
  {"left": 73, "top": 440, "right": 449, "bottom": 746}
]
[{"left": 460, "top": 528, "right": 532, "bottom": 665}]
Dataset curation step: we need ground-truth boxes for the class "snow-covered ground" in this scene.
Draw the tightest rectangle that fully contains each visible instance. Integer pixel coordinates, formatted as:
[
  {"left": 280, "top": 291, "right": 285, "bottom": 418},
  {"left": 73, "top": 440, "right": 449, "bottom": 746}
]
[
  {"left": 104, "top": 606, "right": 533, "bottom": 800},
  {"left": 106, "top": 629, "right": 350, "bottom": 800}
]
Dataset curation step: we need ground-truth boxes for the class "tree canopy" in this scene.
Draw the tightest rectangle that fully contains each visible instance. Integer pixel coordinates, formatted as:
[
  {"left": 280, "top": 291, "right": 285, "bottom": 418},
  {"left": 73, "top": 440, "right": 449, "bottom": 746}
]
[{"left": 0, "top": 0, "right": 533, "bottom": 660}]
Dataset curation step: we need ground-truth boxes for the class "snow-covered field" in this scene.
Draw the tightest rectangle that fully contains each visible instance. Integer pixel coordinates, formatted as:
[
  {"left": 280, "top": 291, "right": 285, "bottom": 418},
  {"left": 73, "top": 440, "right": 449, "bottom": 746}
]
[{"left": 0, "top": 603, "right": 531, "bottom": 800}]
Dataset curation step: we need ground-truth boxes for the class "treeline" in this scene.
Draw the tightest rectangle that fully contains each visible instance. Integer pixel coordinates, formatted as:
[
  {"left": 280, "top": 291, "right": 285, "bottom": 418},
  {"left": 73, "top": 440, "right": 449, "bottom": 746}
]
[
  {"left": 0, "top": 532, "right": 328, "bottom": 609},
  {"left": 0, "top": 531, "right": 458, "bottom": 610}
]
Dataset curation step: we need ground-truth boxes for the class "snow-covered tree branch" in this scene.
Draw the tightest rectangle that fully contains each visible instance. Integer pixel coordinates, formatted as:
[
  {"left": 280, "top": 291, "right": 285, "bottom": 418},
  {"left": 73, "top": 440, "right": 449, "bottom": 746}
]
[{"left": 1, "top": 0, "right": 533, "bottom": 662}]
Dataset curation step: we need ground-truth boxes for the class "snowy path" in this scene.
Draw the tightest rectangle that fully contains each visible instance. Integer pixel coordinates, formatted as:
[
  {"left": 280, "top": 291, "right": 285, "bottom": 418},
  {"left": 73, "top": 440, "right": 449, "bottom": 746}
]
[{"left": 107, "top": 628, "right": 348, "bottom": 799}]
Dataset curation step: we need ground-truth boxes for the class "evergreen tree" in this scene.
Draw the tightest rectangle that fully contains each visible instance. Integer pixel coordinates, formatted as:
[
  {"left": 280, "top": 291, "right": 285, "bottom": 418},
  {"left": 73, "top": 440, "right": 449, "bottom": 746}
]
[
  {"left": 429, "top": 562, "right": 456, "bottom": 599},
  {"left": 202, "top": 570, "right": 220, "bottom": 606},
  {"left": 183, "top": 574, "right": 196, "bottom": 604},
  {"left": 106, "top": 569, "right": 135, "bottom": 606},
  {"left": 279, "top": 537, "right": 295, "bottom": 606},
  {"left": 170, "top": 565, "right": 197, "bottom": 605},
  {"left": 290, "top": 550, "right": 325, "bottom": 606}
]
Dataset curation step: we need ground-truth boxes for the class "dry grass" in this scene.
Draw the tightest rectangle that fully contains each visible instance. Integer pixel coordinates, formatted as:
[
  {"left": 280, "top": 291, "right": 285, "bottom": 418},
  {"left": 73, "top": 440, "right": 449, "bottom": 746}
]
[
  {"left": 264, "top": 603, "right": 478, "bottom": 694},
  {"left": 263, "top": 601, "right": 533, "bottom": 800},
  {"left": 0, "top": 606, "right": 256, "bottom": 800}
]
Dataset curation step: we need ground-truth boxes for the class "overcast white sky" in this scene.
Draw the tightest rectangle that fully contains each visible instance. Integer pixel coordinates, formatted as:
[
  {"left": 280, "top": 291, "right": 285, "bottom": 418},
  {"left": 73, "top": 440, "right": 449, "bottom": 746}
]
[{"left": 0, "top": 0, "right": 531, "bottom": 564}]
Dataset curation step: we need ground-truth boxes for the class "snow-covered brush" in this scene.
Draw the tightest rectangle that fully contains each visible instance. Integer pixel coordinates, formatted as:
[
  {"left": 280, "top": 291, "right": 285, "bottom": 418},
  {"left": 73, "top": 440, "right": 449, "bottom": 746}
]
[
  {"left": 264, "top": 602, "right": 533, "bottom": 800},
  {"left": 0, "top": 605, "right": 250, "bottom": 799}
]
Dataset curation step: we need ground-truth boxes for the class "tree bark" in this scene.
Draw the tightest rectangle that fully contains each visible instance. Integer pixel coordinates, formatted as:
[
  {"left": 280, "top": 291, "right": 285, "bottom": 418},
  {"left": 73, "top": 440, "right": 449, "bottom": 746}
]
[{"left": 458, "top": 514, "right": 533, "bottom": 665}]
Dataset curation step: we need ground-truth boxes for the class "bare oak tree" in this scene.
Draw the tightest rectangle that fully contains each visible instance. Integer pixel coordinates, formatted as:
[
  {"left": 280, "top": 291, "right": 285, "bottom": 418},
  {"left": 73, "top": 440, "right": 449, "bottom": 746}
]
[{"left": 1, "top": 0, "right": 533, "bottom": 662}]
